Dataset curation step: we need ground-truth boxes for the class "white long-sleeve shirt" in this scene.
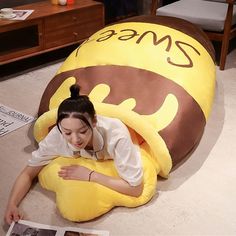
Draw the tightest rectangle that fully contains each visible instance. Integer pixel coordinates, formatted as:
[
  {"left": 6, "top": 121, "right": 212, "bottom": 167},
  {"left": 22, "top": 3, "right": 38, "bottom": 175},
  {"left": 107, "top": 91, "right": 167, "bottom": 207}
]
[{"left": 29, "top": 115, "right": 143, "bottom": 186}]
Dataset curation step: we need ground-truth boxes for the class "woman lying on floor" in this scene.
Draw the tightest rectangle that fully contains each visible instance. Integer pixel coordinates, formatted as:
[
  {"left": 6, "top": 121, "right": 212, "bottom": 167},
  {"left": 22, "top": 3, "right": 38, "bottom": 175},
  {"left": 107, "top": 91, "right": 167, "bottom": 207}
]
[{"left": 4, "top": 83, "right": 144, "bottom": 224}]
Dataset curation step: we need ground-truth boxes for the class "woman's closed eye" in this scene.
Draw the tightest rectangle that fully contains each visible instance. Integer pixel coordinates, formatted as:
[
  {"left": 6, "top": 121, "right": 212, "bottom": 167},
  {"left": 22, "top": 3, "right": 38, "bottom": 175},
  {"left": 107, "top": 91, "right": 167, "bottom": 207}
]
[
  {"left": 79, "top": 129, "right": 89, "bottom": 134},
  {"left": 63, "top": 129, "right": 88, "bottom": 136},
  {"left": 64, "top": 132, "right": 72, "bottom": 136}
]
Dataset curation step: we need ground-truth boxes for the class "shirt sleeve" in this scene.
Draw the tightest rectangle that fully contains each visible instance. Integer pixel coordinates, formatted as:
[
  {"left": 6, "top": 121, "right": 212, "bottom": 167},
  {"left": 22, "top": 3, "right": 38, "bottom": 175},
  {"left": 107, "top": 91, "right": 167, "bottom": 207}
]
[
  {"left": 112, "top": 136, "right": 143, "bottom": 186},
  {"left": 28, "top": 127, "right": 68, "bottom": 166}
]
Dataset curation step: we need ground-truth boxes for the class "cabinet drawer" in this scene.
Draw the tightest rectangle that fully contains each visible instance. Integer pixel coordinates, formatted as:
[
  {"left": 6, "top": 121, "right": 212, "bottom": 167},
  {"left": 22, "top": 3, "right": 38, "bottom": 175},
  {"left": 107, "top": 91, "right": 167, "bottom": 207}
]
[
  {"left": 44, "top": 20, "right": 102, "bottom": 49},
  {"left": 44, "top": 5, "right": 103, "bottom": 32},
  {"left": 44, "top": 26, "right": 77, "bottom": 48},
  {"left": 44, "top": 5, "right": 104, "bottom": 49}
]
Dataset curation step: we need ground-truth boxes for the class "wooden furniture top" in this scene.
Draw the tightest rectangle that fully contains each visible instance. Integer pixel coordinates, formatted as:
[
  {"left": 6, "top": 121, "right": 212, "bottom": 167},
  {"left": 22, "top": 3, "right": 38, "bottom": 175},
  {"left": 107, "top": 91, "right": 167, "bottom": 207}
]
[{"left": 0, "top": 0, "right": 103, "bottom": 27}]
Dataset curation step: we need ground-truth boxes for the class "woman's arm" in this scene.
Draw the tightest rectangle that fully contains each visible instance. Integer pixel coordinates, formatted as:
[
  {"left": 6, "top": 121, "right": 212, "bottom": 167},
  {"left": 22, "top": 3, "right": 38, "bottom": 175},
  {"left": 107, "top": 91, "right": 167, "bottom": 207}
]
[
  {"left": 58, "top": 165, "right": 143, "bottom": 197},
  {"left": 4, "top": 165, "right": 43, "bottom": 225},
  {"left": 90, "top": 170, "right": 143, "bottom": 197}
]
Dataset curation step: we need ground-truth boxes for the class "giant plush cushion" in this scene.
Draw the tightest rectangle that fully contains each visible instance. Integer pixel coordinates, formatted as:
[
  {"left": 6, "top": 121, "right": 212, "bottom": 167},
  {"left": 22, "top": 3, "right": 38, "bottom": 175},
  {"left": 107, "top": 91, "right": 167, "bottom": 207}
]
[{"left": 34, "top": 15, "right": 216, "bottom": 221}]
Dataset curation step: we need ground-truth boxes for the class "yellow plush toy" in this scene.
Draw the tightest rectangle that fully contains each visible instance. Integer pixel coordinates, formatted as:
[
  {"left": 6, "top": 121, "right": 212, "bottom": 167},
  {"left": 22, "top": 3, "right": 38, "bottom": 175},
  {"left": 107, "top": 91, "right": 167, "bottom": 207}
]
[{"left": 35, "top": 15, "right": 216, "bottom": 221}]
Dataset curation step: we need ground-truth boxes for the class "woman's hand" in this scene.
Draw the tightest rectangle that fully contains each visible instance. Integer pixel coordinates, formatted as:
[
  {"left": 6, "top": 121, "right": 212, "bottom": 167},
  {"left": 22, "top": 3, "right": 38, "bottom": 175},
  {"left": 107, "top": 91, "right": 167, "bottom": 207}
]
[
  {"left": 58, "top": 165, "right": 91, "bottom": 181},
  {"left": 4, "top": 204, "right": 23, "bottom": 225}
]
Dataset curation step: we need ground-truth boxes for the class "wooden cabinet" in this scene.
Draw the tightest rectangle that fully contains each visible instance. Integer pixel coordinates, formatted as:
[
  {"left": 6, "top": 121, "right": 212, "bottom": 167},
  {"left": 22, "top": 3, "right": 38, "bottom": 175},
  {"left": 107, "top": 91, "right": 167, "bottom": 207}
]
[{"left": 0, "top": 0, "right": 104, "bottom": 65}]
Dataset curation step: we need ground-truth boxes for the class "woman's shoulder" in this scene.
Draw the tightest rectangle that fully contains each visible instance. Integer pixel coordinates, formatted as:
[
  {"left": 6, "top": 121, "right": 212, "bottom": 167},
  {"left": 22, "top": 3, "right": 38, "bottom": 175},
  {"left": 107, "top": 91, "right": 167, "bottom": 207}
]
[
  {"left": 96, "top": 115, "right": 129, "bottom": 137},
  {"left": 47, "top": 125, "right": 61, "bottom": 135},
  {"left": 42, "top": 125, "right": 63, "bottom": 143},
  {"left": 97, "top": 115, "right": 125, "bottom": 128}
]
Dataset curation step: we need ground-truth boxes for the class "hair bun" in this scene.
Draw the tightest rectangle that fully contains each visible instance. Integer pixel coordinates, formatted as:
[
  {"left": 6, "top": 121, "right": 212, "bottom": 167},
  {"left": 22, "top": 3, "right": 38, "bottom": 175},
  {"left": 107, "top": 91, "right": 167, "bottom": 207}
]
[{"left": 70, "top": 84, "right": 80, "bottom": 99}]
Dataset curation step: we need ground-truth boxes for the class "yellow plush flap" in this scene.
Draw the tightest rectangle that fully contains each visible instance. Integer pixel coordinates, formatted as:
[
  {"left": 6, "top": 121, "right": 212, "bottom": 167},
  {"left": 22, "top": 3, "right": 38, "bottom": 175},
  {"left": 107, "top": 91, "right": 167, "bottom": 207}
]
[{"left": 39, "top": 148, "right": 157, "bottom": 221}]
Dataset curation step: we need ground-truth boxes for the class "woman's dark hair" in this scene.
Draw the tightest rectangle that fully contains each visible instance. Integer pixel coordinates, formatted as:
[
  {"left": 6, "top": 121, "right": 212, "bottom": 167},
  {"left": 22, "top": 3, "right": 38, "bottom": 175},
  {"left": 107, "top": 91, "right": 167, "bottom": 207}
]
[{"left": 56, "top": 84, "right": 96, "bottom": 132}]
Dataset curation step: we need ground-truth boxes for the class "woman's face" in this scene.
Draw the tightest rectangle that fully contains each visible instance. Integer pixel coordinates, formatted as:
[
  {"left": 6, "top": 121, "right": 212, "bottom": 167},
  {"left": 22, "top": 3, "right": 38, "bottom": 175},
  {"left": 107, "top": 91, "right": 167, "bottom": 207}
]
[{"left": 60, "top": 117, "right": 94, "bottom": 150}]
